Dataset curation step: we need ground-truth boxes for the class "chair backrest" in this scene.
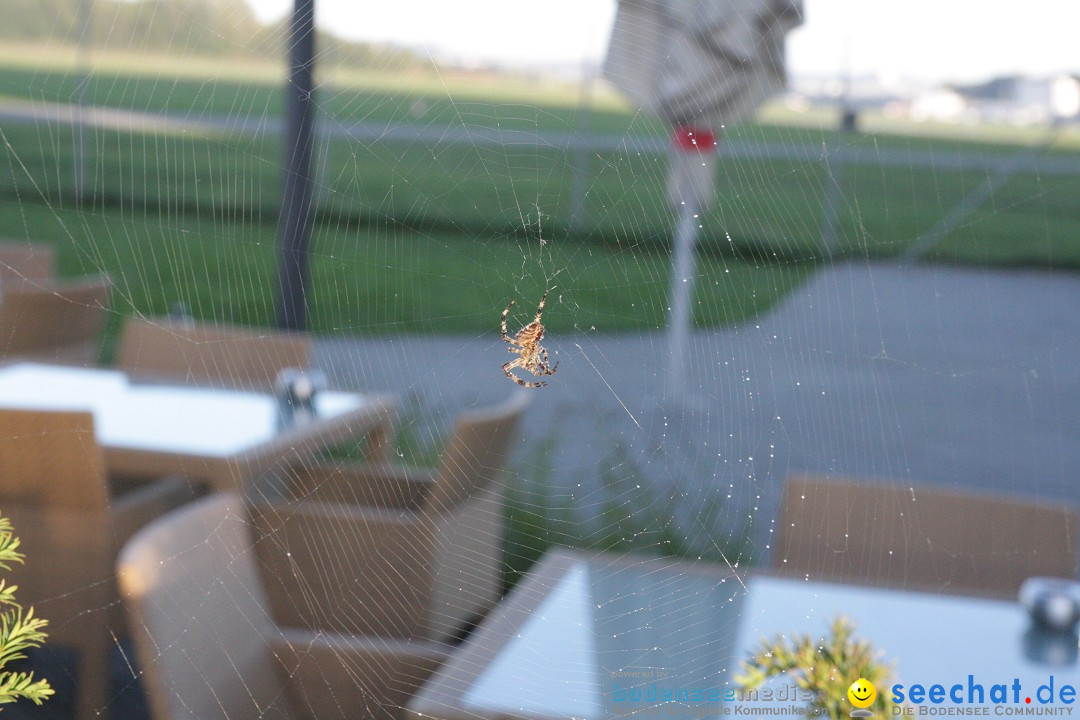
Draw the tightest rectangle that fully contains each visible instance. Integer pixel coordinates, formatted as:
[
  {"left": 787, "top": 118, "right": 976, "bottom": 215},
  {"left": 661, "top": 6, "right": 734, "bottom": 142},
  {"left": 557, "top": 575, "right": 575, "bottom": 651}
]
[
  {"left": 0, "top": 240, "right": 55, "bottom": 282},
  {"left": 249, "top": 497, "right": 438, "bottom": 640},
  {"left": 116, "top": 316, "right": 311, "bottom": 389},
  {"left": 117, "top": 493, "right": 297, "bottom": 720},
  {"left": 772, "top": 474, "right": 1080, "bottom": 597},
  {"left": 253, "top": 394, "right": 529, "bottom": 644},
  {"left": 0, "top": 274, "right": 111, "bottom": 365},
  {"left": 0, "top": 408, "right": 110, "bottom": 510},
  {"left": 424, "top": 390, "right": 531, "bottom": 515},
  {"left": 423, "top": 391, "right": 529, "bottom": 640}
]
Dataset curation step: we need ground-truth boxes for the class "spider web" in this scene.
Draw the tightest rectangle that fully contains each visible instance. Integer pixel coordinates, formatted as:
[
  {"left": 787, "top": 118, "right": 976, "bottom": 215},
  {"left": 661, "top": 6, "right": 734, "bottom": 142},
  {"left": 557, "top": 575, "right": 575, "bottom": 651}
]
[{"left": 0, "top": 0, "right": 1079, "bottom": 719}]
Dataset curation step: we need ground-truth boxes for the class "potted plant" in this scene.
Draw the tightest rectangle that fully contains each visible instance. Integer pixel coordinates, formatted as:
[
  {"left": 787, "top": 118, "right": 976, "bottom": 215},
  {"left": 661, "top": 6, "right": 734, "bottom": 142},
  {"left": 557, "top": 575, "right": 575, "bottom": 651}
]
[
  {"left": 0, "top": 513, "right": 52, "bottom": 708},
  {"left": 736, "top": 616, "right": 893, "bottom": 720}
]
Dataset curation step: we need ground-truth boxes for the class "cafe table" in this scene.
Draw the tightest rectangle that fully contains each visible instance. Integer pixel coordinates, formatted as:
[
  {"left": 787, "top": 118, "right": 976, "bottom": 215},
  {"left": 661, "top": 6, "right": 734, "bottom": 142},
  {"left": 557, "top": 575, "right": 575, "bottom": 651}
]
[
  {"left": 0, "top": 362, "right": 393, "bottom": 493},
  {"left": 409, "top": 549, "right": 1079, "bottom": 720}
]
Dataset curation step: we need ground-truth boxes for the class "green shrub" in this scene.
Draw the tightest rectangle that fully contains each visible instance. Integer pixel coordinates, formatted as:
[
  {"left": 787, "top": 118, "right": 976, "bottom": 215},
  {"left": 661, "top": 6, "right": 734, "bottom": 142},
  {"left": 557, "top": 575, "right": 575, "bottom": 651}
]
[
  {"left": 736, "top": 616, "right": 893, "bottom": 720},
  {"left": 0, "top": 514, "right": 52, "bottom": 708}
]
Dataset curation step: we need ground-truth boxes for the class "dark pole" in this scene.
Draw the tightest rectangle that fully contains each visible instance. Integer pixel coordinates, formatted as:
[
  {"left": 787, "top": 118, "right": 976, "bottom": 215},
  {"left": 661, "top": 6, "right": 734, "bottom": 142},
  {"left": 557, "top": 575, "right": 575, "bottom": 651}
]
[{"left": 276, "top": 0, "right": 317, "bottom": 331}]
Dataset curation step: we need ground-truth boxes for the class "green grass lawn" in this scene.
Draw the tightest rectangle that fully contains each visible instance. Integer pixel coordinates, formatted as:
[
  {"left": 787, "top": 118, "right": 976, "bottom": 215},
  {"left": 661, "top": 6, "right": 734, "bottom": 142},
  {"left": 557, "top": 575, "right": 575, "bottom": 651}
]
[
  {"left": 3, "top": 196, "right": 814, "bottom": 360},
  {"left": 1, "top": 56, "right": 1080, "bottom": 342}
]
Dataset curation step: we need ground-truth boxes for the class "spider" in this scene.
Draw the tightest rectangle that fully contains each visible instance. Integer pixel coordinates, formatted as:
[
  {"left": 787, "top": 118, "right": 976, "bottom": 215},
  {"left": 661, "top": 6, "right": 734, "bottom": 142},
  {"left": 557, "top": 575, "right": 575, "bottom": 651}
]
[{"left": 501, "top": 292, "right": 559, "bottom": 388}]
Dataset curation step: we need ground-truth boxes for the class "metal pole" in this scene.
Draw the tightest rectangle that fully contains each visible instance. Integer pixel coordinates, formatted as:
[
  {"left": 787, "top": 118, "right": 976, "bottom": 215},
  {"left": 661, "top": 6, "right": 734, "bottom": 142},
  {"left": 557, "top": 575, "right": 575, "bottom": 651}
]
[
  {"left": 819, "top": 41, "right": 854, "bottom": 257},
  {"left": 667, "top": 200, "right": 701, "bottom": 387},
  {"left": 74, "top": 0, "right": 92, "bottom": 207},
  {"left": 276, "top": 0, "right": 317, "bottom": 331},
  {"left": 817, "top": 133, "right": 845, "bottom": 258},
  {"left": 568, "top": 70, "right": 595, "bottom": 233},
  {"left": 665, "top": 127, "right": 718, "bottom": 397}
]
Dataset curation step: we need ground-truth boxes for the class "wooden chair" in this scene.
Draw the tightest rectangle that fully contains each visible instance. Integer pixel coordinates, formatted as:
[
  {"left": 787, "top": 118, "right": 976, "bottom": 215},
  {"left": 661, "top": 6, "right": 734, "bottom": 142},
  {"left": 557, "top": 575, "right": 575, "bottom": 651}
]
[
  {"left": 117, "top": 492, "right": 449, "bottom": 720},
  {"left": 0, "top": 408, "right": 197, "bottom": 720},
  {"left": 116, "top": 315, "right": 311, "bottom": 389},
  {"left": 772, "top": 473, "right": 1080, "bottom": 597},
  {"left": 250, "top": 391, "right": 531, "bottom": 644},
  {"left": 0, "top": 274, "right": 111, "bottom": 365},
  {"left": 0, "top": 240, "right": 56, "bottom": 281}
]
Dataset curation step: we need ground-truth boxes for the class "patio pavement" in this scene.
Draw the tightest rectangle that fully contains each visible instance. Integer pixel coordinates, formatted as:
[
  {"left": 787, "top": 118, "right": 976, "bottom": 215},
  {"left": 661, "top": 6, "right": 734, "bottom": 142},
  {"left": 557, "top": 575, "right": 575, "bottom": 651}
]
[{"left": 315, "top": 261, "right": 1080, "bottom": 558}]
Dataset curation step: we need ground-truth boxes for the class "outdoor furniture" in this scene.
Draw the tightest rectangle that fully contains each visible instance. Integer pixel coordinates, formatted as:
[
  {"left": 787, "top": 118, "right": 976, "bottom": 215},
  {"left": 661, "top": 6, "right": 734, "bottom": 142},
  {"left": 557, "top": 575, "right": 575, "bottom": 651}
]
[
  {"left": 0, "top": 273, "right": 111, "bottom": 365},
  {"left": 252, "top": 391, "right": 530, "bottom": 644},
  {"left": 0, "top": 407, "right": 196, "bottom": 720},
  {"left": 772, "top": 473, "right": 1080, "bottom": 597},
  {"left": 409, "top": 548, "right": 1072, "bottom": 720},
  {"left": 410, "top": 550, "right": 738, "bottom": 720},
  {"left": 117, "top": 492, "right": 450, "bottom": 720},
  {"left": 0, "top": 239, "right": 56, "bottom": 281},
  {"left": 116, "top": 315, "right": 312, "bottom": 390},
  {"left": 0, "top": 362, "right": 393, "bottom": 493}
]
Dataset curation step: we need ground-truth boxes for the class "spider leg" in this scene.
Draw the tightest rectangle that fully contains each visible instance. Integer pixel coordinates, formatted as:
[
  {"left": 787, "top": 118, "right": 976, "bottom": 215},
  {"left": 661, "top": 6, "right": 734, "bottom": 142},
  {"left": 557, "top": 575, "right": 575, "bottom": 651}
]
[
  {"left": 537, "top": 347, "right": 559, "bottom": 375},
  {"left": 503, "top": 358, "right": 546, "bottom": 388},
  {"left": 501, "top": 300, "right": 516, "bottom": 343},
  {"left": 534, "top": 292, "right": 547, "bottom": 324}
]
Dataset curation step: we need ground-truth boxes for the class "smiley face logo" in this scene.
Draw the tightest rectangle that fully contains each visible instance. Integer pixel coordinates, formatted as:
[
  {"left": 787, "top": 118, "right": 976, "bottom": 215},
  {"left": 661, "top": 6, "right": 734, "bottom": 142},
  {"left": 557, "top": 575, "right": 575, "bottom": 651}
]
[{"left": 848, "top": 678, "right": 877, "bottom": 709}]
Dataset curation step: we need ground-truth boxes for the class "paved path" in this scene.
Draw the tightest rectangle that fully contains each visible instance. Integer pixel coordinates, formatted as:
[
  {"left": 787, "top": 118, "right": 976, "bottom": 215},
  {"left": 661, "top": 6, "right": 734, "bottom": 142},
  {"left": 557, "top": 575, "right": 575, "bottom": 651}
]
[
  {"left": 314, "top": 262, "right": 1080, "bottom": 559},
  {"left": 5, "top": 98, "right": 1080, "bottom": 175}
]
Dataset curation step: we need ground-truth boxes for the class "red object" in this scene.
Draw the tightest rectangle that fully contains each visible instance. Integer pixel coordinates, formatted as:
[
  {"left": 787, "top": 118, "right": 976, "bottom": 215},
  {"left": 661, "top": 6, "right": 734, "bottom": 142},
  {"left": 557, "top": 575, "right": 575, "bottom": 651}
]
[{"left": 671, "top": 126, "right": 718, "bottom": 152}]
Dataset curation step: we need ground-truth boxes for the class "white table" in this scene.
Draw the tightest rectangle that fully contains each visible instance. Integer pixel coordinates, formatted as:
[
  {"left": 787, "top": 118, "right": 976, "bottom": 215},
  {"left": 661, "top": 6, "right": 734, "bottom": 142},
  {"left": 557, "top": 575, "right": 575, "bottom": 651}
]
[
  {"left": 410, "top": 550, "right": 1078, "bottom": 720},
  {"left": 0, "top": 362, "right": 393, "bottom": 492}
]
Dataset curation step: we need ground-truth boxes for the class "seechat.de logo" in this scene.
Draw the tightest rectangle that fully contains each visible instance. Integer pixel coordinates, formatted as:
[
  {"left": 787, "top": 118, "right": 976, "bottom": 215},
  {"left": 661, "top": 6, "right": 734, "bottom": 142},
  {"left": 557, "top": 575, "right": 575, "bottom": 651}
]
[{"left": 849, "top": 678, "right": 878, "bottom": 718}]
